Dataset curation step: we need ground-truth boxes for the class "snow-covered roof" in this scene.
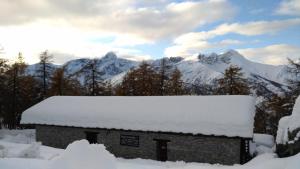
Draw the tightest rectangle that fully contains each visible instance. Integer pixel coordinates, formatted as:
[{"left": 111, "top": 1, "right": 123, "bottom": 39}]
[
  {"left": 276, "top": 96, "right": 300, "bottom": 144},
  {"left": 21, "top": 96, "right": 255, "bottom": 138}
]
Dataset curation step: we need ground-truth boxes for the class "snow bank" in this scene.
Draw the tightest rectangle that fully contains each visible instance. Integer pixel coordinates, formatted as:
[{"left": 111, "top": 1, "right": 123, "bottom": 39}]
[
  {"left": 0, "top": 130, "right": 35, "bottom": 144},
  {"left": 254, "top": 134, "right": 274, "bottom": 147},
  {"left": 50, "top": 140, "right": 116, "bottom": 169},
  {"left": 18, "top": 142, "right": 41, "bottom": 159},
  {"left": 288, "top": 97, "right": 300, "bottom": 131},
  {"left": 0, "top": 137, "right": 300, "bottom": 169},
  {"left": 0, "top": 140, "right": 62, "bottom": 160},
  {"left": 250, "top": 134, "right": 274, "bottom": 155},
  {"left": 276, "top": 116, "right": 291, "bottom": 144},
  {"left": 0, "top": 145, "right": 8, "bottom": 158},
  {"left": 0, "top": 158, "right": 46, "bottom": 169},
  {"left": 276, "top": 96, "right": 300, "bottom": 144},
  {"left": 21, "top": 96, "right": 255, "bottom": 138}
]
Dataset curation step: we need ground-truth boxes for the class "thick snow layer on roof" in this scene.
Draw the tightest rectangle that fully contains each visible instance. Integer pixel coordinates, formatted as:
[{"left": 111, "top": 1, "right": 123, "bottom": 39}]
[
  {"left": 21, "top": 96, "right": 255, "bottom": 138},
  {"left": 276, "top": 96, "right": 300, "bottom": 144}
]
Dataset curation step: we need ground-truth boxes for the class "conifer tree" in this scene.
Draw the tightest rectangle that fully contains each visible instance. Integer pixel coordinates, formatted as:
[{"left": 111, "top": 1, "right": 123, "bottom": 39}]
[
  {"left": 167, "top": 68, "right": 185, "bottom": 95},
  {"left": 4, "top": 53, "right": 27, "bottom": 128},
  {"left": 0, "top": 58, "right": 9, "bottom": 128},
  {"left": 136, "top": 62, "right": 159, "bottom": 95},
  {"left": 117, "top": 62, "right": 160, "bottom": 96},
  {"left": 216, "top": 65, "right": 250, "bottom": 95},
  {"left": 36, "top": 50, "right": 54, "bottom": 99},
  {"left": 49, "top": 67, "right": 83, "bottom": 96},
  {"left": 158, "top": 58, "right": 170, "bottom": 95},
  {"left": 286, "top": 58, "right": 300, "bottom": 103},
  {"left": 263, "top": 94, "right": 292, "bottom": 136},
  {"left": 73, "top": 58, "right": 105, "bottom": 96},
  {"left": 4, "top": 53, "right": 39, "bottom": 128}
]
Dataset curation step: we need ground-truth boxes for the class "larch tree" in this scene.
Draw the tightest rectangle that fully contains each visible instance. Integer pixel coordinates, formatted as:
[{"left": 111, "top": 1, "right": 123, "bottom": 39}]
[
  {"left": 74, "top": 58, "right": 105, "bottom": 96},
  {"left": 0, "top": 58, "right": 9, "bottom": 128},
  {"left": 49, "top": 67, "right": 83, "bottom": 96},
  {"left": 36, "top": 50, "right": 54, "bottom": 99},
  {"left": 4, "top": 53, "right": 39, "bottom": 128},
  {"left": 158, "top": 58, "right": 171, "bottom": 95},
  {"left": 102, "top": 80, "right": 113, "bottom": 96},
  {"left": 216, "top": 65, "right": 250, "bottom": 95},
  {"left": 167, "top": 68, "right": 185, "bottom": 95},
  {"left": 286, "top": 58, "right": 300, "bottom": 103},
  {"left": 5, "top": 53, "right": 27, "bottom": 128},
  {"left": 117, "top": 62, "right": 160, "bottom": 96},
  {"left": 263, "top": 94, "right": 292, "bottom": 136}
]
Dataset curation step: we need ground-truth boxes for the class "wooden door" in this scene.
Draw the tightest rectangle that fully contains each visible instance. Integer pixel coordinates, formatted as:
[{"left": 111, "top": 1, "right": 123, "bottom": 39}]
[
  {"left": 156, "top": 140, "right": 168, "bottom": 161},
  {"left": 85, "top": 131, "right": 98, "bottom": 144}
]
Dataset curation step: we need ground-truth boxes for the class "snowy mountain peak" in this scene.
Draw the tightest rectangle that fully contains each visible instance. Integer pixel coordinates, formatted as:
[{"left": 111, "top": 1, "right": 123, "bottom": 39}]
[
  {"left": 198, "top": 52, "right": 231, "bottom": 64},
  {"left": 225, "top": 49, "right": 240, "bottom": 55},
  {"left": 102, "top": 52, "right": 118, "bottom": 60},
  {"left": 26, "top": 51, "right": 290, "bottom": 95},
  {"left": 221, "top": 50, "right": 245, "bottom": 60}
]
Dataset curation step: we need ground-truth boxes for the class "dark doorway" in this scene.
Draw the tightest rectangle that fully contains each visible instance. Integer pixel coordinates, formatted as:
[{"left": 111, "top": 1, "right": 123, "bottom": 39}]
[
  {"left": 240, "top": 139, "right": 251, "bottom": 164},
  {"left": 85, "top": 131, "right": 98, "bottom": 144},
  {"left": 154, "top": 139, "right": 169, "bottom": 161}
]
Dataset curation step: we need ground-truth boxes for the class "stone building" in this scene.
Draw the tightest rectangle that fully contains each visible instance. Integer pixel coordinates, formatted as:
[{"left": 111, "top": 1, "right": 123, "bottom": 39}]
[{"left": 21, "top": 96, "right": 255, "bottom": 165}]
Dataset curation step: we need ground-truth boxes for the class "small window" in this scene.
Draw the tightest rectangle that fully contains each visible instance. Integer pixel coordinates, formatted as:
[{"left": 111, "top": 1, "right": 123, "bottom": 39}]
[
  {"left": 120, "top": 134, "right": 139, "bottom": 147},
  {"left": 85, "top": 131, "right": 98, "bottom": 144}
]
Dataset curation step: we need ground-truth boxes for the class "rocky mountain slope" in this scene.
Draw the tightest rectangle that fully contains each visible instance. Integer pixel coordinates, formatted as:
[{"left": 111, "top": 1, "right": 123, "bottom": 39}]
[{"left": 26, "top": 50, "right": 291, "bottom": 95}]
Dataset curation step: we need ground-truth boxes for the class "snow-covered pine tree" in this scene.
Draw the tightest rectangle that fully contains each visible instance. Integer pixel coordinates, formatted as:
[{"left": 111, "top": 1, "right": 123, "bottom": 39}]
[{"left": 216, "top": 65, "right": 250, "bottom": 95}]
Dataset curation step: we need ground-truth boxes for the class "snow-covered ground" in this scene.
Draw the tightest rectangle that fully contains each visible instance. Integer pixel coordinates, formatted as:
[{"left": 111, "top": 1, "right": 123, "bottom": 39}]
[
  {"left": 250, "top": 134, "right": 275, "bottom": 155},
  {"left": 0, "top": 130, "right": 299, "bottom": 169}
]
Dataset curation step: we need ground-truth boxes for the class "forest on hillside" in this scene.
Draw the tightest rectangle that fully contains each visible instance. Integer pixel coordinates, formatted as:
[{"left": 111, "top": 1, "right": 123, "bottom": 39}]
[{"left": 0, "top": 50, "right": 300, "bottom": 138}]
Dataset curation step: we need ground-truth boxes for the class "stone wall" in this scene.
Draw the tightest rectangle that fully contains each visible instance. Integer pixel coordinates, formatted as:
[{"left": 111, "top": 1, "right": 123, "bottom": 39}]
[{"left": 36, "top": 125, "right": 242, "bottom": 165}]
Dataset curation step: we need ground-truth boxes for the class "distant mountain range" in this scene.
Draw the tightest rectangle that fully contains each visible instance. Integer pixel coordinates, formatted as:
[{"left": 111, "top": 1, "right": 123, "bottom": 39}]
[{"left": 26, "top": 50, "right": 292, "bottom": 95}]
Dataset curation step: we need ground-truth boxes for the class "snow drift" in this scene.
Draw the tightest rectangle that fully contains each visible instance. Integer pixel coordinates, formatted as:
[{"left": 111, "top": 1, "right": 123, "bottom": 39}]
[
  {"left": 49, "top": 140, "right": 116, "bottom": 169},
  {"left": 276, "top": 96, "right": 300, "bottom": 144}
]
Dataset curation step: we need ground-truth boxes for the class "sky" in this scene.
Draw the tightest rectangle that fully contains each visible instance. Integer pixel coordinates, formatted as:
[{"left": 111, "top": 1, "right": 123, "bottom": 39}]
[{"left": 0, "top": 0, "right": 300, "bottom": 65}]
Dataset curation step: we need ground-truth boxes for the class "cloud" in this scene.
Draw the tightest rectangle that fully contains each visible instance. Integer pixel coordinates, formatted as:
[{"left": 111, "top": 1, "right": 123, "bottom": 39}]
[
  {"left": 164, "top": 39, "right": 243, "bottom": 57},
  {"left": 0, "top": 0, "right": 236, "bottom": 41},
  {"left": 276, "top": 0, "right": 300, "bottom": 16},
  {"left": 0, "top": 24, "right": 149, "bottom": 64},
  {"left": 119, "top": 54, "right": 152, "bottom": 61},
  {"left": 164, "top": 18, "right": 300, "bottom": 57},
  {"left": 0, "top": 0, "right": 237, "bottom": 64},
  {"left": 237, "top": 44, "right": 300, "bottom": 65}
]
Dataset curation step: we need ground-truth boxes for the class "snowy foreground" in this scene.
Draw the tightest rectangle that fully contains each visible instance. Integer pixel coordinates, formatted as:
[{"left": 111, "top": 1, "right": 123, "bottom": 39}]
[{"left": 0, "top": 130, "right": 299, "bottom": 169}]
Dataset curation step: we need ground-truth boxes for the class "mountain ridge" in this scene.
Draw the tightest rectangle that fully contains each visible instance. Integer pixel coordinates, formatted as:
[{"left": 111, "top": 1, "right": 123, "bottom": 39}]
[{"left": 26, "top": 50, "right": 290, "bottom": 95}]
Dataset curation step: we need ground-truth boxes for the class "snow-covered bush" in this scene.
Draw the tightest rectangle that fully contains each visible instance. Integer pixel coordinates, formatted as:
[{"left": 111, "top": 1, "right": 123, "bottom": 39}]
[
  {"left": 50, "top": 140, "right": 116, "bottom": 169},
  {"left": 276, "top": 96, "right": 300, "bottom": 157},
  {"left": 18, "top": 142, "right": 41, "bottom": 158}
]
